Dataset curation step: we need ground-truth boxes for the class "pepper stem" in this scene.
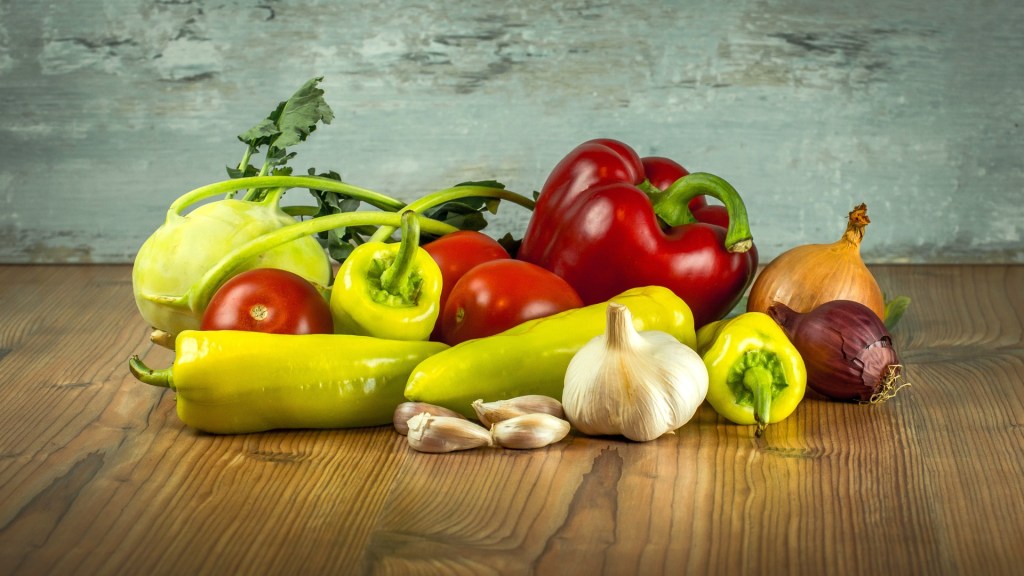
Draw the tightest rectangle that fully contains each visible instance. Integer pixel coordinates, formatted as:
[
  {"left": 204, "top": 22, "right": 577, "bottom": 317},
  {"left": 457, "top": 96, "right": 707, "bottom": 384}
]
[
  {"left": 744, "top": 365, "right": 774, "bottom": 437},
  {"left": 652, "top": 172, "right": 753, "bottom": 253},
  {"left": 128, "top": 355, "right": 175, "bottom": 389},
  {"left": 380, "top": 211, "right": 421, "bottom": 293}
]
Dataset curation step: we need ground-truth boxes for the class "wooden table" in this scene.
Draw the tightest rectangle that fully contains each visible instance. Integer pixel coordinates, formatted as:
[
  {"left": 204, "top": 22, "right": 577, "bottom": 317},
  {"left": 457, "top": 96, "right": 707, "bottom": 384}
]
[{"left": 1, "top": 264, "right": 1021, "bottom": 575}]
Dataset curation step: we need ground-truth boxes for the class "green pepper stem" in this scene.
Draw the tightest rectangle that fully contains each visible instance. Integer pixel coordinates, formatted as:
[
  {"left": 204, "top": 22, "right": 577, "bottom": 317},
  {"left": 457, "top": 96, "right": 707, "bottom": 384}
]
[
  {"left": 128, "top": 355, "right": 175, "bottom": 389},
  {"left": 744, "top": 365, "right": 774, "bottom": 437},
  {"left": 186, "top": 211, "right": 459, "bottom": 315},
  {"left": 368, "top": 185, "right": 536, "bottom": 242},
  {"left": 167, "top": 175, "right": 406, "bottom": 219},
  {"left": 651, "top": 172, "right": 753, "bottom": 253},
  {"left": 380, "top": 211, "right": 422, "bottom": 293}
]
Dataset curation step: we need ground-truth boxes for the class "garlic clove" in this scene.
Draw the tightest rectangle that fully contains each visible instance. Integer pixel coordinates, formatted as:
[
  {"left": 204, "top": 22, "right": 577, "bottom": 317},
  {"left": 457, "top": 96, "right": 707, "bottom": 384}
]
[
  {"left": 393, "top": 401, "right": 466, "bottom": 435},
  {"left": 472, "top": 395, "right": 565, "bottom": 427},
  {"left": 490, "top": 413, "right": 571, "bottom": 449},
  {"left": 406, "top": 413, "right": 493, "bottom": 453}
]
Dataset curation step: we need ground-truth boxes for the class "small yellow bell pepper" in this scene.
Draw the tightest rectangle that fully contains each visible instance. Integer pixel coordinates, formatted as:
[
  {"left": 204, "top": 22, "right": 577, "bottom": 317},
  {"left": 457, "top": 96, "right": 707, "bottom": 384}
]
[
  {"left": 405, "top": 285, "right": 697, "bottom": 417},
  {"left": 697, "top": 311, "right": 806, "bottom": 436},
  {"left": 331, "top": 210, "right": 442, "bottom": 341},
  {"left": 128, "top": 330, "right": 448, "bottom": 434}
]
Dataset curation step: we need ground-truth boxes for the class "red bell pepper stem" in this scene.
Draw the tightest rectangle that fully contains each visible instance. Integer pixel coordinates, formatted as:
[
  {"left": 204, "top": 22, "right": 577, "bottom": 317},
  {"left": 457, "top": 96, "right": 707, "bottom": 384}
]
[{"left": 652, "top": 172, "right": 753, "bottom": 253}]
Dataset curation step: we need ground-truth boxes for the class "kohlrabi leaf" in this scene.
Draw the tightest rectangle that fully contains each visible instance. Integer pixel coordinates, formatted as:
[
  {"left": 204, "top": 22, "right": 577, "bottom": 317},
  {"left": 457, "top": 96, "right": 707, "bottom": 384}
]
[{"left": 234, "top": 77, "right": 335, "bottom": 185}]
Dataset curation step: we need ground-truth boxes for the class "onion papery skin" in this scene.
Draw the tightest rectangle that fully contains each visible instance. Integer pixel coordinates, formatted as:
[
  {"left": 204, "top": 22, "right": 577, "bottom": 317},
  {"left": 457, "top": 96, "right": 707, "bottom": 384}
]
[
  {"left": 767, "top": 300, "right": 907, "bottom": 403},
  {"left": 746, "top": 203, "right": 885, "bottom": 320}
]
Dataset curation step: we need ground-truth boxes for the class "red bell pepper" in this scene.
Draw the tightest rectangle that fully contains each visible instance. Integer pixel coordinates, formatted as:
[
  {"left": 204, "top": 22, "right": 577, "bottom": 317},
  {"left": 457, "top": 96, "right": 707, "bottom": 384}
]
[{"left": 517, "top": 138, "right": 758, "bottom": 328}]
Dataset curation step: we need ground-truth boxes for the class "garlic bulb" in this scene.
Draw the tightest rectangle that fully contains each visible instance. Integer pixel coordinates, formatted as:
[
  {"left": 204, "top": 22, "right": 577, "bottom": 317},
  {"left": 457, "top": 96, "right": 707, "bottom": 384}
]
[{"left": 562, "top": 302, "right": 709, "bottom": 442}]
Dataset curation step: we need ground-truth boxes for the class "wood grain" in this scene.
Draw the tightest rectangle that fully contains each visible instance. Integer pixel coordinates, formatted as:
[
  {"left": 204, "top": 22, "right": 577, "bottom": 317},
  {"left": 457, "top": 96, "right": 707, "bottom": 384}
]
[{"left": 0, "top": 265, "right": 1021, "bottom": 575}]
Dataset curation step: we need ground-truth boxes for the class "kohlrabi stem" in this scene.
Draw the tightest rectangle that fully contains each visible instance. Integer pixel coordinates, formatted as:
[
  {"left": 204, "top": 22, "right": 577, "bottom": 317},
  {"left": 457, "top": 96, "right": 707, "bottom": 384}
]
[
  {"left": 380, "top": 211, "right": 421, "bottom": 294},
  {"left": 368, "top": 185, "right": 536, "bottom": 242},
  {"left": 652, "top": 172, "right": 753, "bottom": 253},
  {"left": 260, "top": 187, "right": 288, "bottom": 206},
  {"left": 226, "top": 145, "right": 257, "bottom": 199},
  {"left": 168, "top": 175, "right": 406, "bottom": 217},
  {"left": 187, "top": 211, "right": 458, "bottom": 314}
]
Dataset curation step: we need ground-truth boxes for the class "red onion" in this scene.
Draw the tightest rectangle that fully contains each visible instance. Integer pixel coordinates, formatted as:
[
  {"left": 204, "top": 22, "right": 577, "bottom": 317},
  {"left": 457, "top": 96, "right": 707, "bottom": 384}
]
[{"left": 767, "top": 300, "right": 910, "bottom": 403}]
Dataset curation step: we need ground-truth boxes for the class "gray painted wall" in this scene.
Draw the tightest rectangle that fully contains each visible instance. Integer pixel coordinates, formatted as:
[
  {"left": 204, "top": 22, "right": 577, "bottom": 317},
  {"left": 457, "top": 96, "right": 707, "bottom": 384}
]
[{"left": 2, "top": 0, "right": 1021, "bottom": 265}]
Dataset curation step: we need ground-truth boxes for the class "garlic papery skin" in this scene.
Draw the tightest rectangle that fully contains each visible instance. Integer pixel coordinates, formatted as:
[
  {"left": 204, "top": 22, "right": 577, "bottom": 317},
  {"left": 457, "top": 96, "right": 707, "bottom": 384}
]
[
  {"left": 393, "top": 401, "right": 466, "bottom": 435},
  {"left": 562, "top": 302, "right": 709, "bottom": 442},
  {"left": 472, "top": 395, "right": 565, "bottom": 428},
  {"left": 490, "top": 413, "right": 571, "bottom": 449},
  {"left": 406, "top": 413, "right": 493, "bottom": 453}
]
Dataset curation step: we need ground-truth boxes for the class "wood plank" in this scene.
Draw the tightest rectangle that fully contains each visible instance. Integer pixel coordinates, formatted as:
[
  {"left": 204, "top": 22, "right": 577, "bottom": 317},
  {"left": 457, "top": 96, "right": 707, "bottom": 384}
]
[{"left": 0, "top": 265, "right": 1021, "bottom": 575}]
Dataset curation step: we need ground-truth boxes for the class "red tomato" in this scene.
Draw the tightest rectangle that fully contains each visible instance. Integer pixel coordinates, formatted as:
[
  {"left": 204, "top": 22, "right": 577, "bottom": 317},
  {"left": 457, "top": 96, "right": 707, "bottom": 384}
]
[
  {"left": 441, "top": 259, "right": 583, "bottom": 345},
  {"left": 423, "top": 231, "right": 510, "bottom": 339},
  {"left": 201, "top": 268, "right": 333, "bottom": 334}
]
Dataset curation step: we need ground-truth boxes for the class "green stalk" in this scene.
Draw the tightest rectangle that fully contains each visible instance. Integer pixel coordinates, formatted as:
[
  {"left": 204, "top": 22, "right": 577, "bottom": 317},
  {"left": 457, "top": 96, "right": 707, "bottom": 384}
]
[
  {"left": 226, "top": 145, "right": 257, "bottom": 199},
  {"left": 128, "top": 355, "right": 174, "bottom": 389},
  {"left": 368, "top": 185, "right": 536, "bottom": 242},
  {"left": 184, "top": 211, "right": 458, "bottom": 314},
  {"left": 744, "top": 366, "right": 774, "bottom": 438},
  {"left": 380, "top": 211, "right": 421, "bottom": 293},
  {"left": 167, "top": 175, "right": 406, "bottom": 218},
  {"left": 651, "top": 172, "right": 753, "bottom": 253}
]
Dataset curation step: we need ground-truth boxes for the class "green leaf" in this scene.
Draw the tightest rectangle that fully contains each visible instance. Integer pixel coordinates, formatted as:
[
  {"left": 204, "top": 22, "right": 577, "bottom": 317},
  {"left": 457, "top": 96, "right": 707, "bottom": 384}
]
[
  {"left": 454, "top": 180, "right": 506, "bottom": 190},
  {"left": 235, "top": 76, "right": 334, "bottom": 176},
  {"left": 268, "top": 77, "right": 334, "bottom": 150},
  {"left": 883, "top": 295, "right": 912, "bottom": 331},
  {"left": 305, "top": 169, "right": 381, "bottom": 263},
  {"left": 226, "top": 164, "right": 260, "bottom": 179},
  {"left": 418, "top": 180, "right": 509, "bottom": 240},
  {"left": 237, "top": 118, "right": 280, "bottom": 147}
]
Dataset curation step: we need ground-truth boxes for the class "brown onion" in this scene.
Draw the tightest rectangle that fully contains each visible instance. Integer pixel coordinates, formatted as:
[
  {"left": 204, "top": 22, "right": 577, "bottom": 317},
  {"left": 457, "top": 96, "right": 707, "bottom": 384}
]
[
  {"left": 767, "top": 300, "right": 910, "bottom": 403},
  {"left": 747, "top": 203, "right": 885, "bottom": 320}
]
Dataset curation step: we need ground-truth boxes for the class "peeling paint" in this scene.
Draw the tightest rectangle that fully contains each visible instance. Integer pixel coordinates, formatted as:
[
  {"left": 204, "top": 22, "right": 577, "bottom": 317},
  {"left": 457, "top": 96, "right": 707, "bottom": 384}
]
[{"left": 0, "top": 0, "right": 1021, "bottom": 264}]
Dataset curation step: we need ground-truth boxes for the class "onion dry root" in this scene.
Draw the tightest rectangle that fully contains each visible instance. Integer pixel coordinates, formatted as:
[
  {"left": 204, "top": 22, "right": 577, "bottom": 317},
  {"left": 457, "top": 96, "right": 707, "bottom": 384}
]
[{"left": 767, "top": 300, "right": 910, "bottom": 403}]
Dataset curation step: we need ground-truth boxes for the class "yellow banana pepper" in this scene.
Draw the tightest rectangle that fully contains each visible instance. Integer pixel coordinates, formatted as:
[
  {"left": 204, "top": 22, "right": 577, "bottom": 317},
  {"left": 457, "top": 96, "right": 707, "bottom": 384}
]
[
  {"left": 405, "top": 285, "right": 696, "bottom": 417},
  {"left": 696, "top": 311, "right": 806, "bottom": 436},
  {"left": 128, "top": 330, "right": 448, "bottom": 434}
]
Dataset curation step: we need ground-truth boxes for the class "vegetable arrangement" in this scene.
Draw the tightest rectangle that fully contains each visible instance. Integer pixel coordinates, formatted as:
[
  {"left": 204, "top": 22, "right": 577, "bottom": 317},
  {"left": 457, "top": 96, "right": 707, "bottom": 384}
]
[{"left": 128, "top": 77, "right": 912, "bottom": 447}]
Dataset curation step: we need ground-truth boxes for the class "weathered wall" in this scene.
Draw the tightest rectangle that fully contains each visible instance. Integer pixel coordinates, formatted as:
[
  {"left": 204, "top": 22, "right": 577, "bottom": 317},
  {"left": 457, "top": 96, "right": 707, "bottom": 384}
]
[{"left": 1, "top": 0, "right": 1021, "bottom": 264}]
